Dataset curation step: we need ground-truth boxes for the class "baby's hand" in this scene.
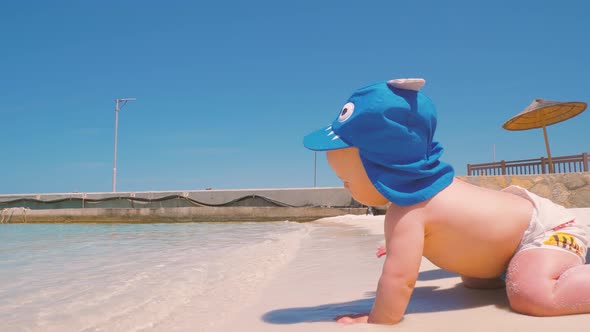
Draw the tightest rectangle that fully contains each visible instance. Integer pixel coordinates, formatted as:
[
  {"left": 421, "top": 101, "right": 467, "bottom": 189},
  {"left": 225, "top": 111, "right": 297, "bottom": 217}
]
[
  {"left": 335, "top": 314, "right": 369, "bottom": 324},
  {"left": 376, "top": 246, "right": 386, "bottom": 258}
]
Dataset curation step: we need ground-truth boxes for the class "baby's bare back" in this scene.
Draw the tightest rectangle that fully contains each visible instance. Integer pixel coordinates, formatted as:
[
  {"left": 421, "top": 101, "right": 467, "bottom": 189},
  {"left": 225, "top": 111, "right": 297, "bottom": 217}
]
[{"left": 422, "top": 179, "right": 533, "bottom": 278}]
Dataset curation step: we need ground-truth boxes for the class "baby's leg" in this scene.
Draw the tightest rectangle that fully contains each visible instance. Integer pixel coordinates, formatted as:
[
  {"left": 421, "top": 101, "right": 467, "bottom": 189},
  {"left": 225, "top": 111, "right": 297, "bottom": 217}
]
[{"left": 506, "top": 248, "right": 590, "bottom": 316}]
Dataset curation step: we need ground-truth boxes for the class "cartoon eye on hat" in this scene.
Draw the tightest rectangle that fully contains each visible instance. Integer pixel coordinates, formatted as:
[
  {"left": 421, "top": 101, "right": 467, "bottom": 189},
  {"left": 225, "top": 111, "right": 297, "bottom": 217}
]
[{"left": 338, "top": 102, "right": 354, "bottom": 122}]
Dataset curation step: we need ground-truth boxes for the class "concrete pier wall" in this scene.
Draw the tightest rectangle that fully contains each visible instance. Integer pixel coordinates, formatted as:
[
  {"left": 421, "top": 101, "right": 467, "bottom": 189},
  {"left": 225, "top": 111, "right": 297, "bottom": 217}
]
[
  {"left": 0, "top": 187, "right": 357, "bottom": 210},
  {"left": 2, "top": 173, "right": 590, "bottom": 223},
  {"left": 0, "top": 188, "right": 365, "bottom": 223}
]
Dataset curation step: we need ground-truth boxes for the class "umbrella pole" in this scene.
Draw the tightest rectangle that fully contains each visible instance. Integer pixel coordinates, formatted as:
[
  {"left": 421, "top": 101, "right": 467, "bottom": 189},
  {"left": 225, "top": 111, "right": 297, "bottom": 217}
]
[{"left": 542, "top": 125, "right": 554, "bottom": 173}]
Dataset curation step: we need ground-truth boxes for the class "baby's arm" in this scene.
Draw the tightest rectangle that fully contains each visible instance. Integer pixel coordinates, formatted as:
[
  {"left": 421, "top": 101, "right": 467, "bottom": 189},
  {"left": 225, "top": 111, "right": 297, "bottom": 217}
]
[{"left": 368, "top": 210, "right": 424, "bottom": 324}]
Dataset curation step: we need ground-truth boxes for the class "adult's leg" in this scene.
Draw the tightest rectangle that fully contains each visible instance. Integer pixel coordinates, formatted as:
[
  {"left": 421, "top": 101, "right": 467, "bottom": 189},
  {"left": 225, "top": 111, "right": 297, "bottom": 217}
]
[{"left": 506, "top": 248, "right": 590, "bottom": 316}]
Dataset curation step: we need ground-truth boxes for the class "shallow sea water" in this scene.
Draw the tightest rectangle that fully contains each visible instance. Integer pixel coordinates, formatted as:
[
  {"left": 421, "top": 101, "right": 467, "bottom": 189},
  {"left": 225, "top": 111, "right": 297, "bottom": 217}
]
[{"left": 0, "top": 221, "right": 312, "bottom": 332}]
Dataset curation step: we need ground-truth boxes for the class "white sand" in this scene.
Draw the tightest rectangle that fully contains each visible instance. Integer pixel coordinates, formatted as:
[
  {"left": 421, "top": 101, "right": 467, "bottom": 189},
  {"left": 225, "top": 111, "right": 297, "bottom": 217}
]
[{"left": 219, "top": 209, "right": 590, "bottom": 332}]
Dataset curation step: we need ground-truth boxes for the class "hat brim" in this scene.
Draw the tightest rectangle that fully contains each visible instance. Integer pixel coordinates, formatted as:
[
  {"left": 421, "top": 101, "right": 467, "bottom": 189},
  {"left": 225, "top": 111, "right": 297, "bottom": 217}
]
[{"left": 303, "top": 125, "right": 351, "bottom": 151}]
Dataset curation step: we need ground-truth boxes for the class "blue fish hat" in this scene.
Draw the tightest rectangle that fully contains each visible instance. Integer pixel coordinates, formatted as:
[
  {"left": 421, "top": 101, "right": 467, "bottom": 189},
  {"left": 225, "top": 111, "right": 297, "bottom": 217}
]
[{"left": 303, "top": 78, "right": 454, "bottom": 206}]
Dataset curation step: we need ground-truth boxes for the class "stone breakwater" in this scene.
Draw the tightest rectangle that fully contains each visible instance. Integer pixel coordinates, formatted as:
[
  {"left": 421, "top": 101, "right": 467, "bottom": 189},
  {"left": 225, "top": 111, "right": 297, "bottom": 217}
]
[
  {"left": 0, "top": 206, "right": 370, "bottom": 224},
  {"left": 459, "top": 173, "right": 590, "bottom": 208}
]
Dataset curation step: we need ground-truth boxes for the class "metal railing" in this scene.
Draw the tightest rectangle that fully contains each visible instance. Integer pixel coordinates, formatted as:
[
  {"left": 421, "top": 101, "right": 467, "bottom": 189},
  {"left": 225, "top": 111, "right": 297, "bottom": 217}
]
[{"left": 467, "top": 153, "right": 589, "bottom": 176}]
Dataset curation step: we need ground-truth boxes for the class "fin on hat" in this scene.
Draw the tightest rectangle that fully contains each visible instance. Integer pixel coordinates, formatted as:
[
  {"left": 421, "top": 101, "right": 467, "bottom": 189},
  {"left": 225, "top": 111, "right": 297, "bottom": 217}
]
[{"left": 387, "top": 78, "right": 425, "bottom": 91}]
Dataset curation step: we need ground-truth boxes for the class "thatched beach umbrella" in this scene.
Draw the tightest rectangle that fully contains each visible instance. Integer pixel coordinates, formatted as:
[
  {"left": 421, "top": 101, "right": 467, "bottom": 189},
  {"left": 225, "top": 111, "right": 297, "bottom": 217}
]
[{"left": 503, "top": 98, "right": 587, "bottom": 173}]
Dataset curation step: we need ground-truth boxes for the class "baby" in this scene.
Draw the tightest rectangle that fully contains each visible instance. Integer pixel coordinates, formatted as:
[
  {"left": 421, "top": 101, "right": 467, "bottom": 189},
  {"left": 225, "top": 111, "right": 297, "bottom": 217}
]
[{"left": 303, "top": 78, "right": 590, "bottom": 325}]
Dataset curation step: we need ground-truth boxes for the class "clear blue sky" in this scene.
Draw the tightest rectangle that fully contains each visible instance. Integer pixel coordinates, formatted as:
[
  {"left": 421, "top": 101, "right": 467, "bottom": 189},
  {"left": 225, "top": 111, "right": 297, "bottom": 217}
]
[{"left": 1, "top": 1, "right": 589, "bottom": 194}]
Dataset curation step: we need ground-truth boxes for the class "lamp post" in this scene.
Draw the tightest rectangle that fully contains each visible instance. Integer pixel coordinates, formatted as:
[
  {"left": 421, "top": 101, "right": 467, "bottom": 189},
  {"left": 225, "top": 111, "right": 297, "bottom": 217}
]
[
  {"left": 112, "top": 98, "right": 136, "bottom": 192},
  {"left": 314, "top": 151, "right": 317, "bottom": 187}
]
